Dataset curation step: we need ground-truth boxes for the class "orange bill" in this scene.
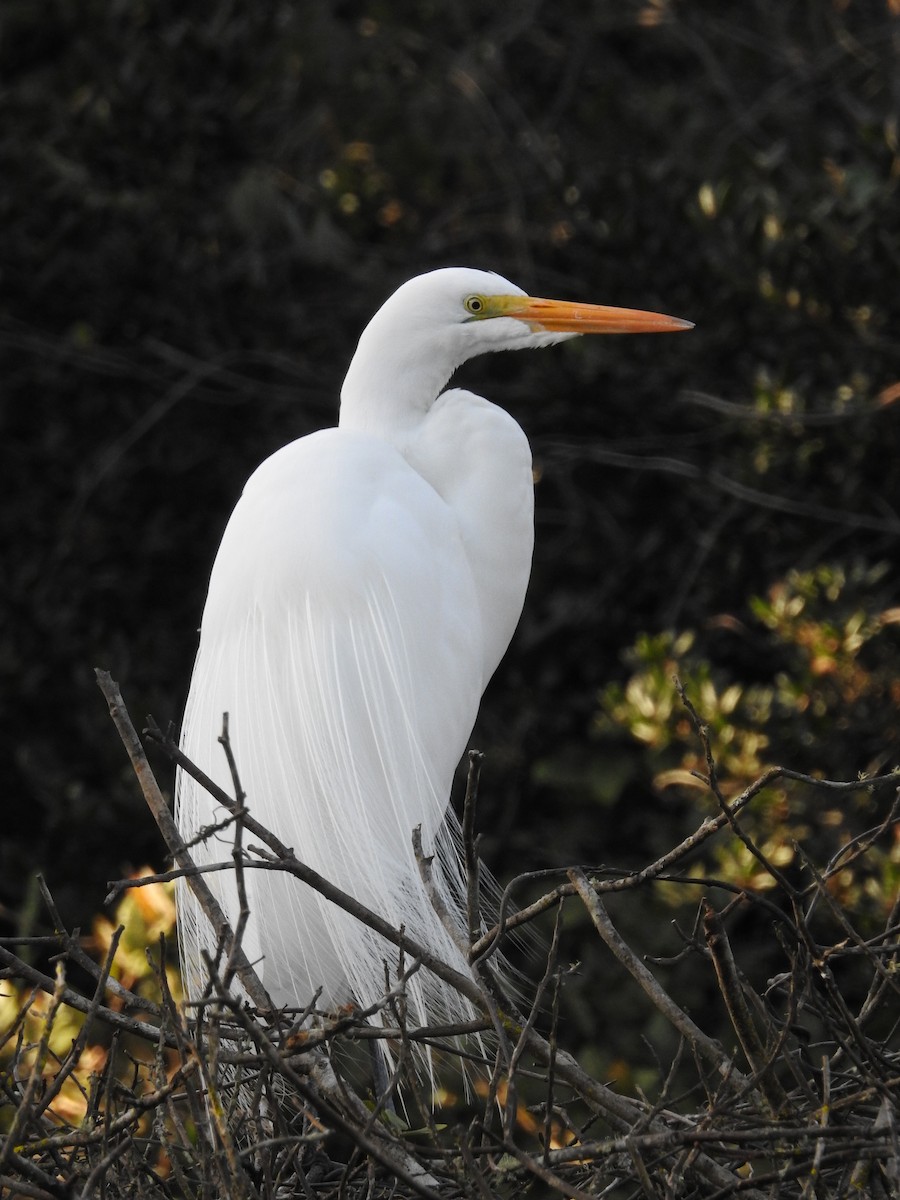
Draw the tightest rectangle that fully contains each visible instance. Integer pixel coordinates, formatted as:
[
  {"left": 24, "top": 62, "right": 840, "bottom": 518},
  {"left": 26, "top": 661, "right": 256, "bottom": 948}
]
[{"left": 499, "top": 294, "right": 693, "bottom": 334}]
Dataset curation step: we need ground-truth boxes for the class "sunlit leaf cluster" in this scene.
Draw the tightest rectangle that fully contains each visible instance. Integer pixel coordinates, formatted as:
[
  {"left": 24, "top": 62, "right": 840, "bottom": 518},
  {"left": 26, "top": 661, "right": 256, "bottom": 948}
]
[
  {"left": 593, "top": 563, "right": 899, "bottom": 907},
  {"left": 1, "top": 877, "right": 178, "bottom": 1134}
]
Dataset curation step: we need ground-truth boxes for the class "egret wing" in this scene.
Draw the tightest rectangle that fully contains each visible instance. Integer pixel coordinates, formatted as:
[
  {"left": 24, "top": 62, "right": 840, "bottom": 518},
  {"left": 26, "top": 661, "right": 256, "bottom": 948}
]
[{"left": 176, "top": 429, "right": 485, "bottom": 1024}]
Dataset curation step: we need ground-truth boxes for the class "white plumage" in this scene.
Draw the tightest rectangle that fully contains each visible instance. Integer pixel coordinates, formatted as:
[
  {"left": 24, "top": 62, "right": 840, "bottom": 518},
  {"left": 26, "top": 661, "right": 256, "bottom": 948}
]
[{"left": 175, "top": 268, "right": 690, "bottom": 1033}]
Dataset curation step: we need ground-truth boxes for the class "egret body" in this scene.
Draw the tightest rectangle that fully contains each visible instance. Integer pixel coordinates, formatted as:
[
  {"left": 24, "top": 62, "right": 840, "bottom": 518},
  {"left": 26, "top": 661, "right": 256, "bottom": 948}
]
[{"left": 175, "top": 268, "right": 690, "bottom": 1030}]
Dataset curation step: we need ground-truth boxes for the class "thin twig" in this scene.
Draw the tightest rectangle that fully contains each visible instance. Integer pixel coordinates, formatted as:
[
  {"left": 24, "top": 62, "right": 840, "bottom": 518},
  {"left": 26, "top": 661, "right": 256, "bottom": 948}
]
[
  {"left": 94, "top": 670, "right": 270, "bottom": 1012},
  {"left": 569, "top": 869, "right": 745, "bottom": 1087}
]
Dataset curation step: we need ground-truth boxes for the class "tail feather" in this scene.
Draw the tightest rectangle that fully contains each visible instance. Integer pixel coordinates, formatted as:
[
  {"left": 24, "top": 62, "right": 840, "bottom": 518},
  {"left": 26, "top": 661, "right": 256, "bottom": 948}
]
[{"left": 174, "top": 576, "right": 492, "bottom": 1044}]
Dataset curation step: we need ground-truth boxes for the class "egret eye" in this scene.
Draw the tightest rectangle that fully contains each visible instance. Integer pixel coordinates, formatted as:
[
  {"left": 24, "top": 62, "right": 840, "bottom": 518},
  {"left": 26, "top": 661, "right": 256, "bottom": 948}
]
[{"left": 464, "top": 294, "right": 486, "bottom": 315}]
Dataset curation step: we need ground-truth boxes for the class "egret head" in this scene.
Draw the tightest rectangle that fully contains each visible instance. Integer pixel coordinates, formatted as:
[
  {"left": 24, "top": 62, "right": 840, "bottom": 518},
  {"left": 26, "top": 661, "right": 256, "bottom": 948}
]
[
  {"left": 340, "top": 267, "right": 692, "bottom": 428},
  {"left": 371, "top": 267, "right": 692, "bottom": 356}
]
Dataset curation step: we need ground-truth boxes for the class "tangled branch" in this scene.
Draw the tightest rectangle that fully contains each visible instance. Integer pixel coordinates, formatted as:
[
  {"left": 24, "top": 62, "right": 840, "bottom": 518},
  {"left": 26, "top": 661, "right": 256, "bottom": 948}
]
[{"left": 0, "top": 674, "right": 897, "bottom": 1198}]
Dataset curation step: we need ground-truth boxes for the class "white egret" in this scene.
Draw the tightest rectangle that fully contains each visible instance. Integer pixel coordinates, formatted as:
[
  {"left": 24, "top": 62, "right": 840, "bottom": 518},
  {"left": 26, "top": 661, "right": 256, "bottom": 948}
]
[{"left": 175, "top": 267, "right": 691, "bottom": 1035}]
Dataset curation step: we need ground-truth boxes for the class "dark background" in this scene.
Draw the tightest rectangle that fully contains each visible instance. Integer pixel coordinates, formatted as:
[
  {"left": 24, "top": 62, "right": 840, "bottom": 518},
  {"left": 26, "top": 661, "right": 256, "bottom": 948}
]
[{"left": 3, "top": 0, "right": 899, "bottom": 1070}]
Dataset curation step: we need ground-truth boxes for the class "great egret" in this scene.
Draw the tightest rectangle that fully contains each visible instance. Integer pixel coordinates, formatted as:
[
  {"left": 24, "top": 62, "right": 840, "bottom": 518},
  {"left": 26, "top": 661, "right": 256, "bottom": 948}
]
[{"left": 175, "top": 267, "right": 691, "bottom": 1035}]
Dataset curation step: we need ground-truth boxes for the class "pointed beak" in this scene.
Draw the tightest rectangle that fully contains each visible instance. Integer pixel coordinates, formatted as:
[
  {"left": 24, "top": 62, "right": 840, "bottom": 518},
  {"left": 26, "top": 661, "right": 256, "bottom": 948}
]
[{"left": 499, "top": 295, "right": 694, "bottom": 335}]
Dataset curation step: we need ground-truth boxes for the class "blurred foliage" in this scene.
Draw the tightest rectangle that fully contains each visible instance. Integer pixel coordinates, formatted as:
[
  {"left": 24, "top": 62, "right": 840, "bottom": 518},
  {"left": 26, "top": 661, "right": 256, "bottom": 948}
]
[
  {"left": 535, "top": 561, "right": 899, "bottom": 1077},
  {"left": 1, "top": 969, "right": 89, "bottom": 1130},
  {"left": 0, "top": 875, "right": 178, "bottom": 1133},
  {"left": 87, "top": 871, "right": 180, "bottom": 1001},
  {"left": 1, "top": 0, "right": 899, "bottom": 1080},
  {"left": 598, "top": 563, "right": 899, "bottom": 904},
  {"left": 598, "top": 561, "right": 899, "bottom": 776}
]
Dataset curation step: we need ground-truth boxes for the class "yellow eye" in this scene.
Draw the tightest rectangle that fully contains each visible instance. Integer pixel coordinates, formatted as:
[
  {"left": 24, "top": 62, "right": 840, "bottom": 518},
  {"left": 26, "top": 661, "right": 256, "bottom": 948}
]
[{"left": 464, "top": 294, "right": 486, "bottom": 315}]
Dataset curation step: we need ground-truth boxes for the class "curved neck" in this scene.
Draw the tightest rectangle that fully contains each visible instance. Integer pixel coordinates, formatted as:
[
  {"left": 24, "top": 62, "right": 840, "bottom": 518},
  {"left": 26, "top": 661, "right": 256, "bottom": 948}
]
[{"left": 339, "top": 315, "right": 464, "bottom": 439}]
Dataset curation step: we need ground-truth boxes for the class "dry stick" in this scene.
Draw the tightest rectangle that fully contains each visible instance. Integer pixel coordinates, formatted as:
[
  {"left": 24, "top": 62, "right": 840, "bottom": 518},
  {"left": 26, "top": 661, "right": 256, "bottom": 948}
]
[
  {"left": 1, "top": 1139, "right": 71, "bottom": 1200},
  {"left": 95, "top": 683, "right": 270, "bottom": 1196},
  {"left": 33, "top": 927, "right": 124, "bottom": 1121},
  {"left": 0, "top": 936, "right": 72, "bottom": 949},
  {"left": 625, "top": 1138, "right": 658, "bottom": 1200},
  {"left": 457, "top": 1132, "right": 496, "bottom": 1200},
  {"left": 568, "top": 868, "right": 745, "bottom": 1088},
  {"left": 814, "top": 789, "right": 900, "bottom": 896},
  {"left": 812, "top": 953, "right": 894, "bottom": 1086},
  {"left": 703, "top": 1146, "right": 894, "bottom": 1200},
  {"left": 522, "top": 1034, "right": 765, "bottom": 1200},
  {"left": 380, "top": 989, "right": 434, "bottom": 1137},
  {"left": 471, "top": 763, "right": 896, "bottom": 956},
  {"left": 0, "top": 894, "right": 159, "bottom": 1145},
  {"left": 471, "top": 870, "right": 571, "bottom": 961},
  {"left": 542, "top": 911, "right": 564, "bottom": 1168},
  {"left": 215, "top": 983, "right": 445, "bottom": 1200},
  {"left": 811, "top": 1055, "right": 831, "bottom": 1186},
  {"left": 782, "top": 855, "right": 898, "bottom": 1088},
  {"left": 0, "top": 946, "right": 169, "bottom": 1046},
  {"left": 36, "top": 876, "right": 158, "bottom": 1015},
  {"left": 412, "top": 825, "right": 470, "bottom": 963},
  {"left": 545, "top": 1123, "right": 896, "bottom": 1166},
  {"left": 677, "top": 679, "right": 797, "bottom": 898},
  {"left": 94, "top": 670, "right": 271, "bottom": 1013},
  {"left": 17, "top": 1066, "right": 194, "bottom": 1156},
  {"left": 493, "top": 1132, "right": 598, "bottom": 1200},
  {"left": 0, "top": 920, "right": 780, "bottom": 1192},
  {"left": 0, "top": 1175, "right": 59, "bottom": 1200},
  {"left": 190, "top": 1025, "right": 251, "bottom": 1200},
  {"left": 505, "top": 905, "right": 564, "bottom": 1147},
  {"left": 74, "top": 1136, "right": 132, "bottom": 1200},
  {"left": 858, "top": 887, "right": 900, "bottom": 1024},
  {"left": 104, "top": 860, "right": 264, "bottom": 904},
  {"left": 766, "top": 941, "right": 821, "bottom": 1108},
  {"left": 794, "top": 839, "right": 900, "bottom": 1012},
  {"left": 217, "top": 714, "right": 253, "bottom": 999},
  {"left": 700, "top": 901, "right": 789, "bottom": 1117},
  {"left": 148, "top": 983, "right": 189, "bottom": 1196},
  {"left": 0, "top": 964, "right": 67, "bottom": 1167},
  {"left": 411, "top": 821, "right": 517, "bottom": 1100},
  {"left": 601, "top": 765, "right": 898, "bottom": 897},
  {"left": 204, "top": 721, "right": 256, "bottom": 1167}
]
